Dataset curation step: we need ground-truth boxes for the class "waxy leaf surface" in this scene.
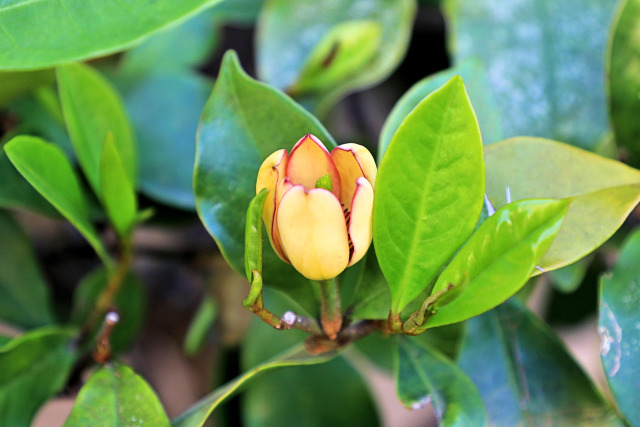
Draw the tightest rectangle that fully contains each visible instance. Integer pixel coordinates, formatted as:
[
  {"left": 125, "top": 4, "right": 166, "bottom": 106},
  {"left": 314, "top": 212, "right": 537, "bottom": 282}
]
[
  {"left": 485, "top": 137, "right": 640, "bottom": 272},
  {"left": 396, "top": 336, "right": 486, "bottom": 426},
  {"left": 426, "top": 198, "right": 569, "bottom": 328},
  {"left": 599, "top": 229, "right": 640, "bottom": 426},
  {"left": 373, "top": 76, "right": 484, "bottom": 313},
  {"left": 0, "top": 0, "right": 222, "bottom": 70},
  {"left": 64, "top": 363, "right": 170, "bottom": 427},
  {"left": 458, "top": 301, "right": 623, "bottom": 426},
  {"left": 445, "top": 0, "right": 617, "bottom": 150}
]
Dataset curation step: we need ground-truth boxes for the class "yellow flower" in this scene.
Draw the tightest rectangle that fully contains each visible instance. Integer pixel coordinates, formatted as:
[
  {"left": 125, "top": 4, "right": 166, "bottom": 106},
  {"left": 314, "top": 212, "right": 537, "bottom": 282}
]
[{"left": 256, "top": 134, "right": 376, "bottom": 280}]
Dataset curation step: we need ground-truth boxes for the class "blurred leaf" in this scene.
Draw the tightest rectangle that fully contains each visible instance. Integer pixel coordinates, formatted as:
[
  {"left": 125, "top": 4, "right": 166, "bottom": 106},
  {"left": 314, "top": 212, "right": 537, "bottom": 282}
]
[
  {"left": 4, "top": 136, "right": 110, "bottom": 265},
  {"left": 183, "top": 295, "right": 217, "bottom": 357},
  {"left": 194, "top": 51, "right": 333, "bottom": 315},
  {"left": 349, "top": 251, "right": 390, "bottom": 320},
  {"left": 0, "top": 0, "right": 222, "bottom": 70},
  {"left": 119, "top": 9, "right": 219, "bottom": 76},
  {"left": 373, "top": 76, "right": 484, "bottom": 313},
  {"left": 0, "top": 327, "right": 77, "bottom": 427},
  {"left": 599, "top": 228, "right": 640, "bottom": 426},
  {"left": 0, "top": 210, "right": 55, "bottom": 328},
  {"left": 424, "top": 199, "right": 569, "bottom": 329},
  {"left": 485, "top": 137, "right": 640, "bottom": 273},
  {"left": 257, "top": 0, "right": 416, "bottom": 115},
  {"left": 291, "top": 21, "right": 382, "bottom": 95},
  {"left": 100, "top": 133, "right": 137, "bottom": 239},
  {"left": 0, "top": 70, "right": 54, "bottom": 106},
  {"left": 0, "top": 335, "right": 12, "bottom": 347},
  {"left": 113, "top": 71, "right": 212, "bottom": 210},
  {"left": 0, "top": 150, "right": 59, "bottom": 217},
  {"left": 71, "top": 268, "right": 144, "bottom": 355},
  {"left": 396, "top": 336, "right": 486, "bottom": 426},
  {"left": 64, "top": 363, "right": 170, "bottom": 427},
  {"left": 548, "top": 257, "right": 591, "bottom": 293},
  {"left": 609, "top": 0, "right": 640, "bottom": 165},
  {"left": 239, "top": 318, "right": 378, "bottom": 427},
  {"left": 213, "top": 0, "right": 265, "bottom": 24},
  {"left": 444, "top": 0, "right": 617, "bottom": 150},
  {"left": 379, "top": 59, "right": 502, "bottom": 161},
  {"left": 173, "top": 344, "right": 336, "bottom": 427},
  {"left": 57, "top": 63, "right": 137, "bottom": 195},
  {"left": 458, "top": 300, "right": 623, "bottom": 426}
]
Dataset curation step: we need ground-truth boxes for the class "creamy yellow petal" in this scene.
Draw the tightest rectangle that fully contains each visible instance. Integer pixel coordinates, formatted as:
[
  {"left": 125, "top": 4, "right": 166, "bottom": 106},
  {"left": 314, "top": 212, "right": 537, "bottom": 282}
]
[
  {"left": 256, "top": 149, "right": 289, "bottom": 261},
  {"left": 286, "top": 134, "right": 342, "bottom": 200},
  {"left": 331, "top": 144, "right": 376, "bottom": 209},
  {"left": 277, "top": 185, "right": 349, "bottom": 280},
  {"left": 347, "top": 177, "right": 374, "bottom": 266}
]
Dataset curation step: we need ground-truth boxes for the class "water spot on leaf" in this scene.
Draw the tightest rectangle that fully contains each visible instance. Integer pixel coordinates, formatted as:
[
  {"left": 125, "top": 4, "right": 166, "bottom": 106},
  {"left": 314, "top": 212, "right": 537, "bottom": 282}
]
[
  {"left": 599, "top": 302, "right": 622, "bottom": 377},
  {"left": 410, "top": 395, "right": 431, "bottom": 410}
]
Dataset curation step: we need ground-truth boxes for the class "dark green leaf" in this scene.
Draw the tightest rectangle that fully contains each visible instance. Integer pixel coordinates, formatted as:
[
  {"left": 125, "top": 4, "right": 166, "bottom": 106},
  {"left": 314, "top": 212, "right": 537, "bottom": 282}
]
[
  {"left": 119, "top": 9, "right": 219, "bottom": 76},
  {"left": 64, "top": 363, "right": 170, "bottom": 427},
  {"left": 485, "top": 137, "right": 640, "bottom": 272},
  {"left": 609, "top": 0, "right": 640, "bottom": 165},
  {"left": 379, "top": 59, "right": 502, "bottom": 161},
  {"left": 458, "top": 300, "right": 623, "bottom": 426},
  {"left": 0, "top": 210, "right": 55, "bottom": 328},
  {"left": 0, "top": 327, "right": 77, "bottom": 427},
  {"left": 58, "top": 63, "right": 137, "bottom": 195},
  {"left": 244, "top": 189, "right": 269, "bottom": 281},
  {"left": 0, "top": 0, "right": 222, "bottom": 70},
  {"left": 396, "top": 336, "right": 486, "bottom": 426},
  {"left": 115, "top": 71, "right": 212, "bottom": 210},
  {"left": 239, "top": 317, "right": 378, "bottom": 427},
  {"left": 183, "top": 294, "right": 217, "bottom": 357},
  {"left": 599, "top": 229, "right": 640, "bottom": 426},
  {"left": 4, "top": 136, "right": 110, "bottom": 265},
  {"left": 71, "top": 268, "right": 144, "bottom": 355},
  {"left": 444, "top": 0, "right": 617, "bottom": 150},
  {"left": 213, "top": 0, "right": 265, "bottom": 24},
  {"left": 100, "top": 133, "right": 137, "bottom": 239},
  {"left": 0, "top": 70, "right": 54, "bottom": 106},
  {"left": 257, "top": 0, "right": 416, "bottom": 115},
  {"left": 424, "top": 199, "right": 569, "bottom": 329},
  {"left": 373, "top": 76, "right": 485, "bottom": 313},
  {"left": 173, "top": 346, "right": 336, "bottom": 427},
  {"left": 349, "top": 251, "right": 391, "bottom": 320},
  {"left": 194, "top": 51, "right": 333, "bottom": 314}
]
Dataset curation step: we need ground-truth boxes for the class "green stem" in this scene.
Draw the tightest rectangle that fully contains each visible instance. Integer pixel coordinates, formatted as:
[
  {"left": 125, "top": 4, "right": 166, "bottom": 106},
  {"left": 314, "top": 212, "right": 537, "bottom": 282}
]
[{"left": 319, "top": 278, "right": 342, "bottom": 340}]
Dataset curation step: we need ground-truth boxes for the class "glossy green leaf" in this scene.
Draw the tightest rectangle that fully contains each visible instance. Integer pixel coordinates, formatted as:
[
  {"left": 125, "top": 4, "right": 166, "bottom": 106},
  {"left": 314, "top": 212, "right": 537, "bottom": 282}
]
[
  {"left": 119, "top": 9, "right": 219, "bottom": 76},
  {"left": 373, "top": 76, "right": 485, "bottom": 314},
  {"left": 245, "top": 189, "right": 269, "bottom": 281},
  {"left": 0, "top": 210, "right": 54, "bottom": 328},
  {"left": 291, "top": 21, "right": 382, "bottom": 95},
  {"left": 0, "top": 327, "right": 77, "bottom": 426},
  {"left": 114, "top": 71, "right": 212, "bottom": 210},
  {"left": 71, "top": 268, "right": 144, "bottom": 355},
  {"left": 0, "top": 70, "right": 54, "bottom": 106},
  {"left": 4, "top": 136, "right": 110, "bottom": 265},
  {"left": 458, "top": 300, "right": 622, "bottom": 426},
  {"left": 100, "top": 133, "right": 137, "bottom": 239},
  {"left": 379, "top": 59, "right": 502, "bottom": 161},
  {"left": 424, "top": 199, "right": 570, "bottom": 329},
  {"left": 257, "top": 0, "right": 416, "bottom": 115},
  {"left": 172, "top": 344, "right": 337, "bottom": 427},
  {"left": 485, "top": 137, "right": 640, "bottom": 272},
  {"left": 396, "top": 336, "right": 486, "bottom": 426},
  {"left": 239, "top": 317, "right": 378, "bottom": 427},
  {"left": 0, "top": 0, "right": 222, "bottom": 70},
  {"left": 64, "top": 363, "right": 170, "bottom": 427},
  {"left": 444, "top": 0, "right": 617, "bottom": 150},
  {"left": 548, "top": 257, "right": 591, "bottom": 293},
  {"left": 183, "top": 294, "right": 217, "bottom": 357},
  {"left": 599, "top": 229, "right": 640, "bottom": 426},
  {"left": 194, "top": 51, "right": 333, "bottom": 313},
  {"left": 609, "top": 0, "right": 640, "bottom": 165},
  {"left": 0, "top": 150, "right": 59, "bottom": 217},
  {"left": 349, "top": 251, "right": 391, "bottom": 320},
  {"left": 57, "top": 62, "right": 137, "bottom": 194}
]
